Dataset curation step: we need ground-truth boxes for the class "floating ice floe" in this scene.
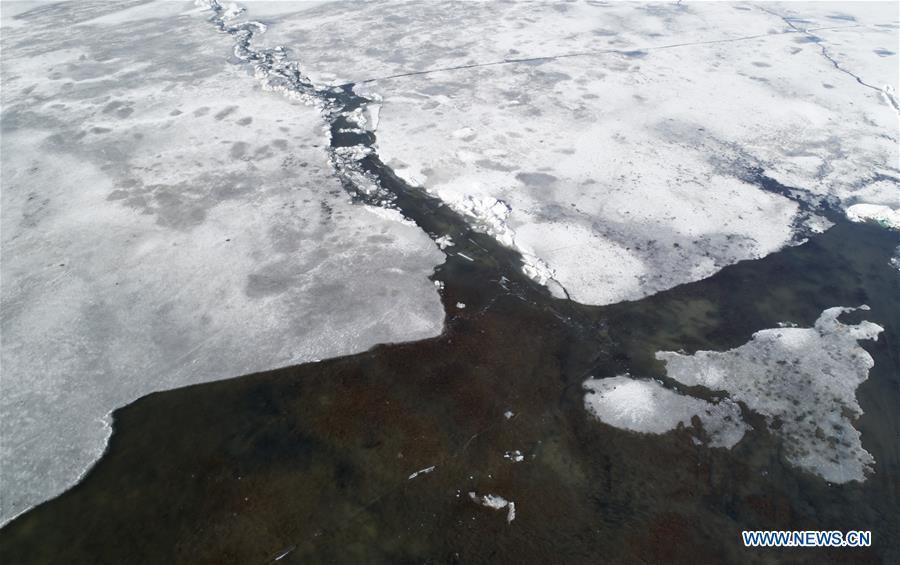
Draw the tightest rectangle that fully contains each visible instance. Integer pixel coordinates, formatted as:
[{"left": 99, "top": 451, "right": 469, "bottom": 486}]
[
  {"left": 503, "top": 450, "right": 525, "bottom": 463},
  {"left": 468, "top": 492, "right": 516, "bottom": 523},
  {"left": 585, "top": 307, "right": 884, "bottom": 484},
  {"left": 583, "top": 377, "right": 747, "bottom": 448},
  {"left": 434, "top": 235, "right": 454, "bottom": 249},
  {"left": 657, "top": 306, "right": 883, "bottom": 484},
  {"left": 846, "top": 203, "right": 900, "bottom": 230},
  {"left": 408, "top": 466, "right": 436, "bottom": 480},
  {"left": 334, "top": 144, "right": 373, "bottom": 161}
]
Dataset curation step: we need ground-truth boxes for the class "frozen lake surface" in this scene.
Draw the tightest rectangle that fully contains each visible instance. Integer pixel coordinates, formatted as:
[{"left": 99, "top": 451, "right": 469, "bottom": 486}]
[
  {"left": 245, "top": 0, "right": 898, "bottom": 303},
  {"left": 0, "top": 0, "right": 444, "bottom": 525},
  {"left": 1, "top": 0, "right": 898, "bottom": 561}
]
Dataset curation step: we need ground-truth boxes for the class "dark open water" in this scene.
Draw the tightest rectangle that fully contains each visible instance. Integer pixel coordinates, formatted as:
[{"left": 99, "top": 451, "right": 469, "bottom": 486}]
[
  {"left": 1, "top": 177, "right": 898, "bottom": 565},
  {"left": 1, "top": 7, "right": 899, "bottom": 565}
]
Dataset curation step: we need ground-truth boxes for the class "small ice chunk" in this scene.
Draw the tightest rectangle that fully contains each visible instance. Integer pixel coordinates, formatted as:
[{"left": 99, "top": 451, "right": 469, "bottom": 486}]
[
  {"left": 456, "top": 302, "right": 466, "bottom": 309},
  {"left": 408, "top": 465, "right": 436, "bottom": 480},
  {"left": 434, "top": 235, "right": 455, "bottom": 249},
  {"left": 504, "top": 450, "right": 524, "bottom": 462},
  {"left": 468, "top": 492, "right": 516, "bottom": 523},
  {"left": 274, "top": 546, "right": 295, "bottom": 561},
  {"left": 333, "top": 144, "right": 372, "bottom": 162},
  {"left": 343, "top": 107, "right": 367, "bottom": 128},
  {"left": 583, "top": 376, "right": 747, "bottom": 448},
  {"left": 221, "top": 2, "right": 245, "bottom": 19}
]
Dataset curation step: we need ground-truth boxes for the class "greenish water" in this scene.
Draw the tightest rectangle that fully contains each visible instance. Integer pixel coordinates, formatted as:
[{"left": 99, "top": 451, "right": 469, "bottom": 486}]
[{"left": 1, "top": 219, "right": 897, "bottom": 565}]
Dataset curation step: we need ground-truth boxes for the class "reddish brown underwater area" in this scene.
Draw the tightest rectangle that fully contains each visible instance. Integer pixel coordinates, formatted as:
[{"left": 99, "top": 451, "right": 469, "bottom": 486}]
[{"left": 1, "top": 221, "right": 898, "bottom": 565}]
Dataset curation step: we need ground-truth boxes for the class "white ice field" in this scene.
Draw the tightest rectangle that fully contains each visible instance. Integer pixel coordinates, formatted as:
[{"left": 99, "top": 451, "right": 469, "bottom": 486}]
[
  {"left": 244, "top": 0, "right": 899, "bottom": 303},
  {"left": 0, "top": 1, "right": 445, "bottom": 524}
]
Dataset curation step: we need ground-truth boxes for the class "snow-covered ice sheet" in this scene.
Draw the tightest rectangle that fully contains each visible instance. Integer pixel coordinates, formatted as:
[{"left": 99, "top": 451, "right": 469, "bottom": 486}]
[
  {"left": 0, "top": 1, "right": 443, "bottom": 525},
  {"left": 250, "top": 1, "right": 898, "bottom": 304},
  {"left": 585, "top": 307, "right": 884, "bottom": 484}
]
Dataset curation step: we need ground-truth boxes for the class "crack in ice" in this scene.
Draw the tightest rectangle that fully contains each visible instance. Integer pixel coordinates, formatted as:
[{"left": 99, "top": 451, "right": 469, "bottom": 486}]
[
  {"left": 756, "top": 5, "right": 900, "bottom": 114},
  {"left": 336, "top": 23, "right": 865, "bottom": 88},
  {"left": 195, "top": 0, "right": 573, "bottom": 299}
]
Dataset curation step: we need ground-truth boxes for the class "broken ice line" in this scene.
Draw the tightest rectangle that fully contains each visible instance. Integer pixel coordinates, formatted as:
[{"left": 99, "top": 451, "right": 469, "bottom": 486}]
[
  {"left": 437, "top": 193, "right": 568, "bottom": 298},
  {"left": 199, "top": 0, "right": 397, "bottom": 212},
  {"left": 198, "top": 0, "right": 580, "bottom": 302}
]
